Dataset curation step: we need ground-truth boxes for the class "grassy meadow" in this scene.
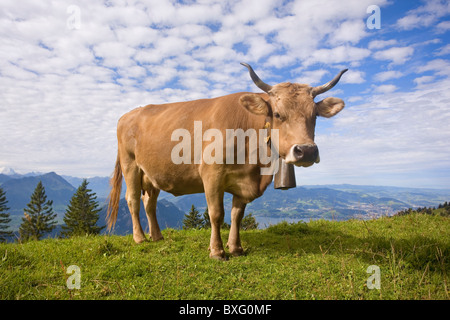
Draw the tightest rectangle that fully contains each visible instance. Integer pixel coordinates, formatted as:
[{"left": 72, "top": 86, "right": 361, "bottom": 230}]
[{"left": 0, "top": 213, "right": 448, "bottom": 300}]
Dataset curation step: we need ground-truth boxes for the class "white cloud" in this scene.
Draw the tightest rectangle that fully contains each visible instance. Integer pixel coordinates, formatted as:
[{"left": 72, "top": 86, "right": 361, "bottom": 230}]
[
  {"left": 341, "top": 70, "right": 365, "bottom": 84},
  {"left": 368, "top": 39, "right": 397, "bottom": 50},
  {"left": 93, "top": 42, "right": 136, "bottom": 68},
  {"left": 435, "top": 44, "right": 450, "bottom": 56},
  {"left": 267, "top": 0, "right": 387, "bottom": 61},
  {"left": 229, "top": 0, "right": 281, "bottom": 24},
  {"left": 329, "top": 20, "right": 368, "bottom": 45},
  {"left": 146, "top": 0, "right": 223, "bottom": 26},
  {"left": 373, "top": 47, "right": 414, "bottom": 65},
  {"left": 304, "top": 46, "right": 371, "bottom": 67},
  {"left": 417, "top": 59, "right": 450, "bottom": 77},
  {"left": 396, "top": 0, "right": 450, "bottom": 30},
  {"left": 414, "top": 75, "right": 435, "bottom": 86},
  {"left": 373, "top": 84, "right": 398, "bottom": 94},
  {"left": 397, "top": 14, "right": 430, "bottom": 30},
  {"left": 265, "top": 54, "right": 297, "bottom": 69},
  {"left": 373, "top": 70, "right": 404, "bottom": 82},
  {"left": 245, "top": 36, "right": 277, "bottom": 62},
  {"left": 294, "top": 69, "right": 329, "bottom": 85},
  {"left": 348, "top": 96, "right": 364, "bottom": 103},
  {"left": 436, "top": 20, "right": 450, "bottom": 33},
  {"left": 115, "top": 26, "right": 159, "bottom": 47}
]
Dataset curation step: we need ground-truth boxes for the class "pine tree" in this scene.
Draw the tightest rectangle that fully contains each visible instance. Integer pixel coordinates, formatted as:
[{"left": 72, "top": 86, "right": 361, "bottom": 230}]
[
  {"left": 19, "top": 181, "right": 57, "bottom": 241},
  {"left": 61, "top": 179, "right": 104, "bottom": 238},
  {"left": 241, "top": 212, "right": 259, "bottom": 230},
  {"left": 202, "top": 207, "right": 211, "bottom": 229},
  {"left": 200, "top": 207, "right": 230, "bottom": 229},
  {"left": 0, "top": 187, "right": 13, "bottom": 242},
  {"left": 183, "top": 204, "right": 203, "bottom": 229}
]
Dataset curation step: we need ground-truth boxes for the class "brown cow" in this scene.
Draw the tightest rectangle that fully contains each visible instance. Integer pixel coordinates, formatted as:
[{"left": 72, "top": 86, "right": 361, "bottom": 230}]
[{"left": 107, "top": 63, "right": 347, "bottom": 260}]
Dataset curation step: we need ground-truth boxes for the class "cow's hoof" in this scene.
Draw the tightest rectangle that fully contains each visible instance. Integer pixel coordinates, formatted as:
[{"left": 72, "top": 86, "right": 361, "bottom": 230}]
[
  {"left": 210, "top": 250, "right": 228, "bottom": 261},
  {"left": 150, "top": 234, "right": 164, "bottom": 242},
  {"left": 133, "top": 236, "right": 148, "bottom": 244},
  {"left": 230, "top": 247, "right": 245, "bottom": 257}
]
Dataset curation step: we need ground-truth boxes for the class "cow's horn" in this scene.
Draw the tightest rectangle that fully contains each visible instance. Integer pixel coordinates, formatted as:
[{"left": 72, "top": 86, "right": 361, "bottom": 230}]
[
  {"left": 241, "top": 62, "right": 272, "bottom": 93},
  {"left": 311, "top": 69, "right": 348, "bottom": 97}
]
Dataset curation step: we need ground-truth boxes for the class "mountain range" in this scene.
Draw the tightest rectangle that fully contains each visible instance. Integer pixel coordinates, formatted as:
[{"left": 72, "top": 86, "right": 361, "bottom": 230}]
[{"left": 1, "top": 169, "right": 450, "bottom": 235}]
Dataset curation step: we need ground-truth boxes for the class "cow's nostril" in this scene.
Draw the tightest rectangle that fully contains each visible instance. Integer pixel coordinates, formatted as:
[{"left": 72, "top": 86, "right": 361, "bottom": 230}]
[
  {"left": 291, "top": 144, "right": 318, "bottom": 163},
  {"left": 293, "top": 145, "right": 304, "bottom": 160}
]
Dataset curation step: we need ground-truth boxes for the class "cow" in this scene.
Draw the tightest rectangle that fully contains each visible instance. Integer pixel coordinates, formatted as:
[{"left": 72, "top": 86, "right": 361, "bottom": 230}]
[{"left": 107, "top": 63, "right": 347, "bottom": 260}]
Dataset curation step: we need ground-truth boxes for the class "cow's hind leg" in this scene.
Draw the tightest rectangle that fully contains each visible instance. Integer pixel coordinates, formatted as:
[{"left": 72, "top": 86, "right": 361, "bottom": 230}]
[
  {"left": 141, "top": 182, "right": 163, "bottom": 241},
  {"left": 227, "top": 196, "right": 246, "bottom": 257},
  {"left": 123, "top": 164, "right": 147, "bottom": 244}
]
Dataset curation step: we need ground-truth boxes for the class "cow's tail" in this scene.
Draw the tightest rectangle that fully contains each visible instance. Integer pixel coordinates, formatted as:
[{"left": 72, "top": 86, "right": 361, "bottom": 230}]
[{"left": 107, "top": 153, "right": 122, "bottom": 230}]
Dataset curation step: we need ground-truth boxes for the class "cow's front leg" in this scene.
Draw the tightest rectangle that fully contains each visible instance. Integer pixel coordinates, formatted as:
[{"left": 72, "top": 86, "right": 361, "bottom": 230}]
[
  {"left": 204, "top": 184, "right": 227, "bottom": 260},
  {"left": 227, "top": 196, "right": 246, "bottom": 256}
]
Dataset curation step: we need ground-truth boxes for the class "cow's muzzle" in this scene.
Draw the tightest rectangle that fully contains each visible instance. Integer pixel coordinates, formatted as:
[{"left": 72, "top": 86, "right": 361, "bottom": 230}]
[{"left": 285, "top": 144, "right": 320, "bottom": 167}]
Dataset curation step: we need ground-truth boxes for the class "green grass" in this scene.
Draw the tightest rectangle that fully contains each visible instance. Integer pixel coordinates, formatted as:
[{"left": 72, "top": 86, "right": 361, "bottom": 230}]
[{"left": 0, "top": 213, "right": 448, "bottom": 300}]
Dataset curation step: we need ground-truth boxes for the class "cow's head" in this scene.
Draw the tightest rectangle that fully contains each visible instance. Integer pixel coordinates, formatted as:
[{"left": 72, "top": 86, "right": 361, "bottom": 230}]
[{"left": 240, "top": 63, "right": 347, "bottom": 167}]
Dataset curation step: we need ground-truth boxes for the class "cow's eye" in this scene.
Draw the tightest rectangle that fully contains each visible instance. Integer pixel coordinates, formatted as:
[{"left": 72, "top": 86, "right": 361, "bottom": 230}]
[{"left": 274, "top": 112, "right": 285, "bottom": 121}]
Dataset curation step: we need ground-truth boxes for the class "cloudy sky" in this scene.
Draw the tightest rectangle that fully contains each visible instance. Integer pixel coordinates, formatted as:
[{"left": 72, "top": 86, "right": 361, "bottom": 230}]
[{"left": 1, "top": 0, "right": 449, "bottom": 189}]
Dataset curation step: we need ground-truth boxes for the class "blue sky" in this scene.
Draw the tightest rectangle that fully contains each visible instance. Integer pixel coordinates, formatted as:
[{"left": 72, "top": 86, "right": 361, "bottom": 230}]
[{"left": 0, "top": 0, "right": 449, "bottom": 189}]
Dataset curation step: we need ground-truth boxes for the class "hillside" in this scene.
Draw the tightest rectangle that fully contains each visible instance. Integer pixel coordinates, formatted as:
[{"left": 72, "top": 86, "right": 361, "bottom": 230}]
[{"left": 0, "top": 213, "right": 448, "bottom": 300}]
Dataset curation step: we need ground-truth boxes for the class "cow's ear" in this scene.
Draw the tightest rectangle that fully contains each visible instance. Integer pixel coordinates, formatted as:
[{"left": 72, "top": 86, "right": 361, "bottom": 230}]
[
  {"left": 316, "top": 97, "right": 345, "bottom": 118},
  {"left": 239, "top": 94, "right": 270, "bottom": 116}
]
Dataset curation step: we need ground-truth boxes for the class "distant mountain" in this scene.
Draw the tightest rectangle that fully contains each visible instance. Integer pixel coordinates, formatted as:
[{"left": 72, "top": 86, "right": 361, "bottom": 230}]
[
  {"left": 144, "top": 184, "right": 414, "bottom": 221},
  {"left": 0, "top": 171, "right": 186, "bottom": 239},
  {"left": 62, "top": 175, "right": 127, "bottom": 200},
  {"left": 0, "top": 167, "right": 17, "bottom": 175},
  {"left": 0, "top": 168, "right": 44, "bottom": 179},
  {"left": 98, "top": 198, "right": 185, "bottom": 235},
  {"left": 0, "top": 174, "right": 12, "bottom": 184},
  {"left": 2, "top": 169, "right": 450, "bottom": 237},
  {"left": 304, "top": 184, "right": 450, "bottom": 209},
  {"left": 165, "top": 184, "right": 411, "bottom": 221},
  {"left": 245, "top": 185, "right": 410, "bottom": 220},
  {"left": 63, "top": 175, "right": 111, "bottom": 199},
  {"left": 0, "top": 172, "right": 76, "bottom": 216}
]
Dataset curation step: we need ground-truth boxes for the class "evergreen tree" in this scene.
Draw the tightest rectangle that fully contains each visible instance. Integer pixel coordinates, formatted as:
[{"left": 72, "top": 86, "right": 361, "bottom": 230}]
[
  {"left": 202, "top": 207, "right": 211, "bottom": 229},
  {"left": 241, "top": 212, "right": 259, "bottom": 230},
  {"left": 19, "top": 181, "right": 57, "bottom": 241},
  {"left": 444, "top": 207, "right": 450, "bottom": 217},
  {"left": 0, "top": 187, "right": 13, "bottom": 242},
  {"left": 183, "top": 205, "right": 203, "bottom": 229},
  {"left": 61, "top": 179, "right": 104, "bottom": 237},
  {"left": 221, "top": 220, "right": 231, "bottom": 230},
  {"left": 200, "top": 207, "right": 230, "bottom": 229}
]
